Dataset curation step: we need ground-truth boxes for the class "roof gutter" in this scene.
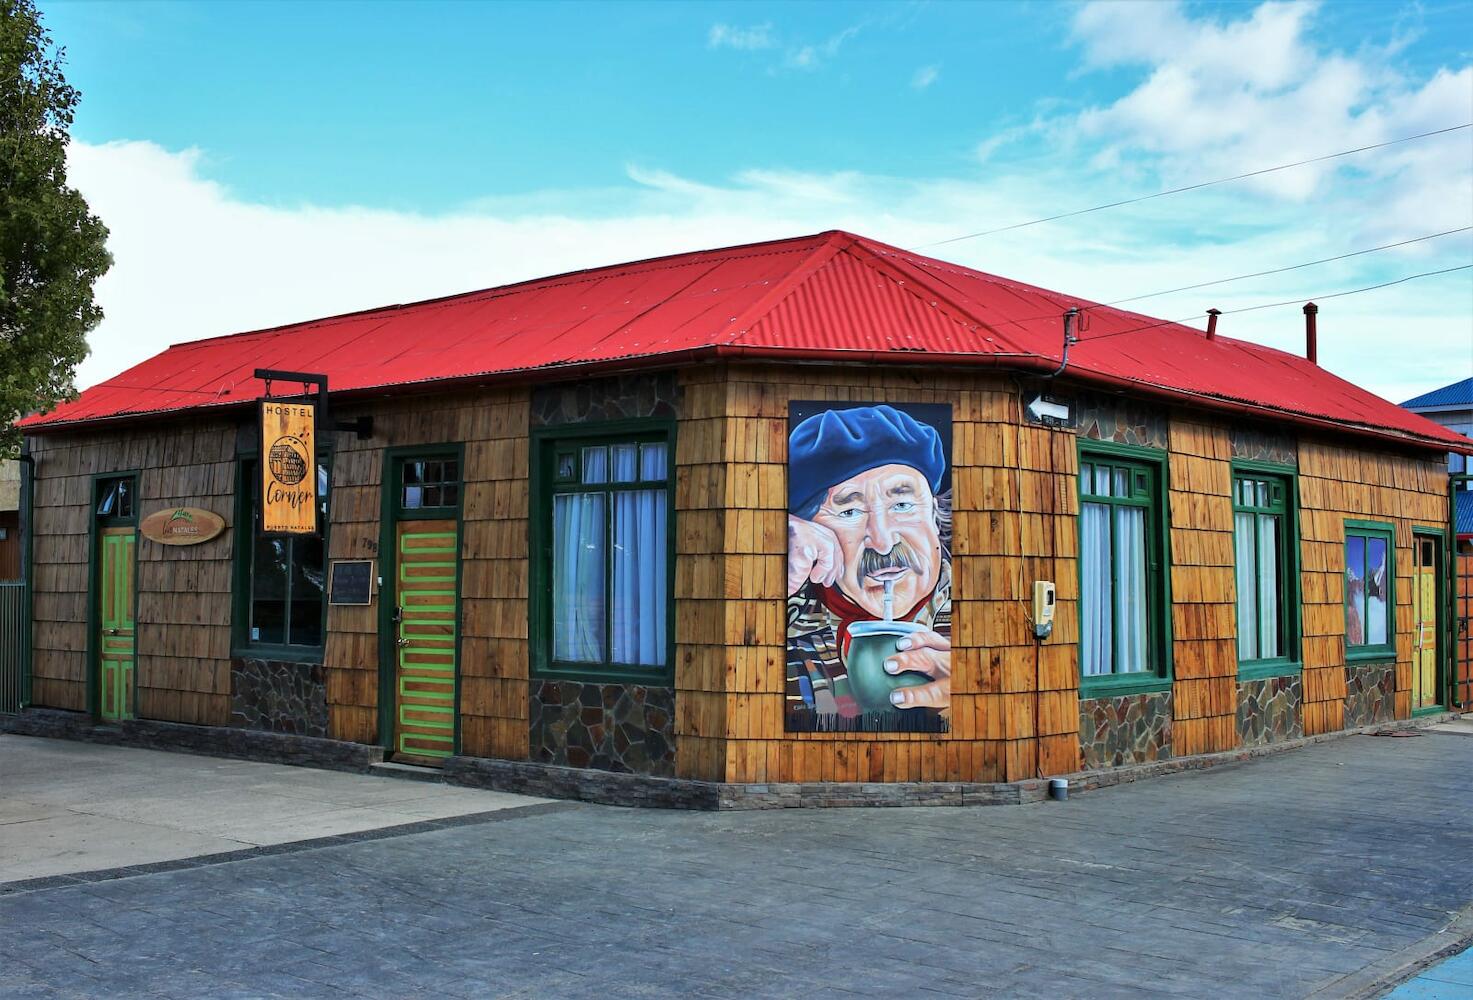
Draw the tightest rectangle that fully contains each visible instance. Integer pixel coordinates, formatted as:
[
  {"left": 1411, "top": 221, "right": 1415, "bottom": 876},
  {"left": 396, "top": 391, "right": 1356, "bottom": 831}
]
[
  {"left": 707, "top": 344, "right": 1473, "bottom": 456},
  {"left": 20, "top": 343, "right": 1470, "bottom": 456}
]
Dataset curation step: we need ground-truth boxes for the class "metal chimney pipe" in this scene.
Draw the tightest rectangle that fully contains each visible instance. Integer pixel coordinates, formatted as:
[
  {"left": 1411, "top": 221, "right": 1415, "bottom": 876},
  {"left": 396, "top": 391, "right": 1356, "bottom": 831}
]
[
  {"left": 1303, "top": 302, "right": 1318, "bottom": 364},
  {"left": 1205, "top": 308, "right": 1221, "bottom": 340}
]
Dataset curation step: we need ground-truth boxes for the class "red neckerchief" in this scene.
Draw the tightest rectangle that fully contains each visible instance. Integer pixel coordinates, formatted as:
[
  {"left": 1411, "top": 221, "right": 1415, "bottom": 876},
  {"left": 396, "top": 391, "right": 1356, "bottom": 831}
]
[{"left": 820, "top": 581, "right": 937, "bottom": 655}]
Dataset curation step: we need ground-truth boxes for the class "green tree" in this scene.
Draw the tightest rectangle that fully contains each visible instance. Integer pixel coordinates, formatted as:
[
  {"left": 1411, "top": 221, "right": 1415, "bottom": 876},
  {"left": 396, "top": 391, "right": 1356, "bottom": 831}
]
[{"left": 0, "top": 0, "right": 110, "bottom": 455}]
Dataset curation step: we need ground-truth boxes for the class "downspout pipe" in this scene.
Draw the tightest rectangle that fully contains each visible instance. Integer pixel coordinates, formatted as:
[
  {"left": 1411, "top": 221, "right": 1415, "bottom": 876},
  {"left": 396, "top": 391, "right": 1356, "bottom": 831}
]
[
  {"left": 17, "top": 439, "right": 35, "bottom": 710},
  {"left": 1045, "top": 307, "right": 1080, "bottom": 379}
]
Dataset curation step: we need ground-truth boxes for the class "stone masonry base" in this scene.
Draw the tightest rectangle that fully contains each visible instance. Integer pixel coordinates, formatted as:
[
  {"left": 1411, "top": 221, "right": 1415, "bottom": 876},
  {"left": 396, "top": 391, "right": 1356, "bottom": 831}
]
[
  {"left": 1, "top": 708, "right": 382, "bottom": 773},
  {"left": 3, "top": 706, "right": 1458, "bottom": 810}
]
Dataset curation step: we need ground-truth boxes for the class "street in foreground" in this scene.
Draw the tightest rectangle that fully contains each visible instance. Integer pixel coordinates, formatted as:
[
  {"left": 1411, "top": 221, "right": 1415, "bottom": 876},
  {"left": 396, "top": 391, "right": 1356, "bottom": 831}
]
[{"left": 3, "top": 729, "right": 1471, "bottom": 999}]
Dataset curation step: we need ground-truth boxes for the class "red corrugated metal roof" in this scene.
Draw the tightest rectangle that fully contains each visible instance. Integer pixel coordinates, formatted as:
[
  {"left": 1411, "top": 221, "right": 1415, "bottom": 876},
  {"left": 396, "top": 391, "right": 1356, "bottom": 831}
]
[{"left": 19, "top": 230, "right": 1469, "bottom": 452}]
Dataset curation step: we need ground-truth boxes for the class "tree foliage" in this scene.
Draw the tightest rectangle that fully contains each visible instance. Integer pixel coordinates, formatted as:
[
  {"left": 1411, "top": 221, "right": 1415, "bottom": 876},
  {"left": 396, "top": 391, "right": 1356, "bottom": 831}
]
[{"left": 0, "top": 0, "right": 110, "bottom": 455}]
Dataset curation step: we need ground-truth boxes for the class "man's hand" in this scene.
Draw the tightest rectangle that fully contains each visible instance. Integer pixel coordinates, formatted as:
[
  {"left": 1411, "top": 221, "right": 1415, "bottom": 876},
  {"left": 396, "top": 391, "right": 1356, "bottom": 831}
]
[
  {"left": 788, "top": 515, "right": 843, "bottom": 597},
  {"left": 884, "top": 629, "right": 951, "bottom": 709}
]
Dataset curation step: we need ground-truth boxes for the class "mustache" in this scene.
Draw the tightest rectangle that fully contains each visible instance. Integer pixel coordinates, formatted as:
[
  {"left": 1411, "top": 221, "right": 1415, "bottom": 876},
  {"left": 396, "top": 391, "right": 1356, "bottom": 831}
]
[{"left": 859, "top": 540, "right": 920, "bottom": 580}]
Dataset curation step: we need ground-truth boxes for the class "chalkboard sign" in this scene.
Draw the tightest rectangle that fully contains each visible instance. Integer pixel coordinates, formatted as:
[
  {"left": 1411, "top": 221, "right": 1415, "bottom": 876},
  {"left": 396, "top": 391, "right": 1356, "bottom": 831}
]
[{"left": 328, "top": 560, "right": 375, "bottom": 606}]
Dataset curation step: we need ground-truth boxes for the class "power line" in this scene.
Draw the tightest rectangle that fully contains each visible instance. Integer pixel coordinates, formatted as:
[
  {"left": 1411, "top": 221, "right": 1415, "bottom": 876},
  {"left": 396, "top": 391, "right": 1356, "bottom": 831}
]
[
  {"left": 1077, "top": 263, "right": 1473, "bottom": 345},
  {"left": 908, "top": 123, "right": 1473, "bottom": 251},
  {"left": 1104, "top": 227, "right": 1473, "bottom": 306},
  {"left": 1213, "top": 263, "right": 1473, "bottom": 318},
  {"left": 973, "top": 228, "right": 1472, "bottom": 335}
]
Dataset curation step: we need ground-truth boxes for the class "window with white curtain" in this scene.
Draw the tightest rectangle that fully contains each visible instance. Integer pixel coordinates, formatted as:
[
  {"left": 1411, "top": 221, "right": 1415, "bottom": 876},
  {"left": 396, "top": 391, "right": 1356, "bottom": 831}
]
[
  {"left": 1233, "top": 472, "right": 1295, "bottom": 666},
  {"left": 1078, "top": 453, "right": 1160, "bottom": 680},
  {"left": 546, "top": 434, "right": 671, "bottom": 670}
]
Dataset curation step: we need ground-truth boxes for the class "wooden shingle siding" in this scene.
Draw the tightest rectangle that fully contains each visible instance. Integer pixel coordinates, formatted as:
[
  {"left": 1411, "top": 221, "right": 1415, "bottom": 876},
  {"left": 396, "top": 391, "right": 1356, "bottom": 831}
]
[
  {"left": 1167, "top": 418, "right": 1239, "bottom": 755},
  {"left": 324, "top": 389, "right": 532, "bottom": 757},
  {"left": 22, "top": 361, "right": 1449, "bottom": 782},
  {"left": 27, "top": 418, "right": 238, "bottom": 725},
  {"left": 1296, "top": 439, "right": 1447, "bottom": 730},
  {"left": 706, "top": 364, "right": 1082, "bottom": 784},
  {"left": 694, "top": 364, "right": 1449, "bottom": 782},
  {"left": 671, "top": 367, "right": 730, "bottom": 781}
]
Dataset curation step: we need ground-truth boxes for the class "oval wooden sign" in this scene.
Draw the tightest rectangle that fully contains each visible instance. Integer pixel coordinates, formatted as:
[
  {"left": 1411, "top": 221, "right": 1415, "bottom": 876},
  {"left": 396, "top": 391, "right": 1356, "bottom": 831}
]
[{"left": 140, "top": 507, "right": 226, "bottom": 546}]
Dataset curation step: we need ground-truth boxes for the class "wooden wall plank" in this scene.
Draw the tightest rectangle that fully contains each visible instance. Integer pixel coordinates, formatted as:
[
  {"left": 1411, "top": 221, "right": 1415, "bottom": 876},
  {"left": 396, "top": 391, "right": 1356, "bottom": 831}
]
[
  {"left": 707, "top": 364, "right": 1079, "bottom": 784},
  {"left": 1297, "top": 436, "right": 1446, "bottom": 734},
  {"left": 324, "top": 387, "right": 533, "bottom": 749},
  {"left": 26, "top": 364, "right": 1447, "bottom": 785},
  {"left": 27, "top": 418, "right": 237, "bottom": 719}
]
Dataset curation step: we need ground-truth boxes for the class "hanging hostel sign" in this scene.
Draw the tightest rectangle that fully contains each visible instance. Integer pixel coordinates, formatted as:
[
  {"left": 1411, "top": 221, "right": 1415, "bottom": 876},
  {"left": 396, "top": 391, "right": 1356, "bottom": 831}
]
[{"left": 259, "top": 398, "right": 318, "bottom": 535}]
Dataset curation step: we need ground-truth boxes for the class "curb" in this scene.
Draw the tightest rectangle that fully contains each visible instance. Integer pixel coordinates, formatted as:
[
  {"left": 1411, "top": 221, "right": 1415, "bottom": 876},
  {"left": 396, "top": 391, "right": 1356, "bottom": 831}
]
[
  {"left": 3, "top": 706, "right": 1460, "bottom": 811},
  {"left": 1307, "top": 904, "right": 1473, "bottom": 1000},
  {"left": 0, "top": 800, "right": 578, "bottom": 898}
]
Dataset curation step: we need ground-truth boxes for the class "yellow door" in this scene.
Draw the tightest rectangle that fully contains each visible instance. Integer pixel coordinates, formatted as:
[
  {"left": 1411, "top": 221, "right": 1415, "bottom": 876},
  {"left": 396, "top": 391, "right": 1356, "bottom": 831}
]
[
  {"left": 1413, "top": 536, "right": 1440, "bottom": 710},
  {"left": 98, "top": 526, "right": 137, "bottom": 721},
  {"left": 392, "top": 519, "right": 459, "bottom": 763}
]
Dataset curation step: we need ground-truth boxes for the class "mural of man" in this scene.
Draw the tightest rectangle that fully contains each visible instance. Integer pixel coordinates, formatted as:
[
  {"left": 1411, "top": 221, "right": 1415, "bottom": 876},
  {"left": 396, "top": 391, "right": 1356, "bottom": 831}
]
[{"left": 786, "top": 403, "right": 952, "bottom": 732}]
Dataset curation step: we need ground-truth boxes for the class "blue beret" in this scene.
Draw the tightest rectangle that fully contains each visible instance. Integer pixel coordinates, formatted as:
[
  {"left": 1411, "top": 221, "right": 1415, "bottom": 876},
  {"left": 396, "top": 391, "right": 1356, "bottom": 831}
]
[{"left": 789, "top": 405, "right": 945, "bottom": 519}]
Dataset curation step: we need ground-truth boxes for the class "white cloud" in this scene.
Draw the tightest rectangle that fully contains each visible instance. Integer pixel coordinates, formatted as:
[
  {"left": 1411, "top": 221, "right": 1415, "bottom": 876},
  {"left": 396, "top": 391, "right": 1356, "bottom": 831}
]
[
  {"left": 912, "top": 65, "right": 940, "bottom": 90},
  {"left": 1067, "top": 0, "right": 1473, "bottom": 222},
  {"left": 67, "top": 137, "right": 1470, "bottom": 407},
  {"left": 66, "top": 141, "right": 840, "bottom": 393},
  {"left": 786, "top": 24, "right": 862, "bottom": 71},
  {"left": 707, "top": 22, "right": 774, "bottom": 51},
  {"left": 730, "top": 168, "right": 863, "bottom": 204},
  {"left": 707, "top": 19, "right": 868, "bottom": 73},
  {"left": 1073, "top": 0, "right": 1315, "bottom": 87}
]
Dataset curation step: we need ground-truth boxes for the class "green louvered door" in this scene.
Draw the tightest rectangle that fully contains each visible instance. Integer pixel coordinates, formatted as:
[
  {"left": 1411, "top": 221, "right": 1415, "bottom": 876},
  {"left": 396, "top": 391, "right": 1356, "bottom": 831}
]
[
  {"left": 392, "top": 519, "right": 459, "bottom": 763},
  {"left": 98, "top": 526, "right": 137, "bottom": 721}
]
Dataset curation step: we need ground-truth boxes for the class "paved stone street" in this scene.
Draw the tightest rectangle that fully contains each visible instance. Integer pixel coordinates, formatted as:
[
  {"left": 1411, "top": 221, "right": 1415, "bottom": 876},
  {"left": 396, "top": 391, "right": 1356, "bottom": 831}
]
[{"left": 3, "top": 730, "right": 1472, "bottom": 999}]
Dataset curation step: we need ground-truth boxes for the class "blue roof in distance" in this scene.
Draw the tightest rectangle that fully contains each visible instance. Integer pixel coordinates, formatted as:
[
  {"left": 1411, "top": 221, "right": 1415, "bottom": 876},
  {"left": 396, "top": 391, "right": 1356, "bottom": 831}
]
[{"left": 1402, "top": 376, "right": 1473, "bottom": 409}]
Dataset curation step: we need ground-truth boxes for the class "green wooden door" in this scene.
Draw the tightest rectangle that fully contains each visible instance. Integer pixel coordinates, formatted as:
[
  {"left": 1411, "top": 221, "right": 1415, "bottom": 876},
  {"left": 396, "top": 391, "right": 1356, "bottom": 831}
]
[
  {"left": 99, "top": 526, "right": 137, "bottom": 721},
  {"left": 392, "top": 519, "right": 459, "bottom": 763}
]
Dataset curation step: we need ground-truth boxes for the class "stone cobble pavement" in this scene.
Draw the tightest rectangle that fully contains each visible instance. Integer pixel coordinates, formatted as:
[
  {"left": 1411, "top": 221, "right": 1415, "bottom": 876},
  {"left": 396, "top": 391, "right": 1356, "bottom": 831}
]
[{"left": 3, "top": 732, "right": 1471, "bottom": 999}]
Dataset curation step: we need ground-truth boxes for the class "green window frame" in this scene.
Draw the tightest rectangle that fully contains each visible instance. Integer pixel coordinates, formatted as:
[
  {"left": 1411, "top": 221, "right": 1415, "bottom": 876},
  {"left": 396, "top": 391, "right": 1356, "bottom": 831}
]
[
  {"left": 1344, "top": 519, "right": 1395, "bottom": 662},
  {"left": 1231, "top": 463, "right": 1302, "bottom": 680},
  {"left": 393, "top": 454, "right": 462, "bottom": 517},
  {"left": 1076, "top": 441, "right": 1173, "bottom": 697},
  {"left": 232, "top": 456, "right": 331, "bottom": 661},
  {"left": 95, "top": 475, "right": 137, "bottom": 524},
  {"left": 530, "top": 420, "right": 676, "bottom": 684}
]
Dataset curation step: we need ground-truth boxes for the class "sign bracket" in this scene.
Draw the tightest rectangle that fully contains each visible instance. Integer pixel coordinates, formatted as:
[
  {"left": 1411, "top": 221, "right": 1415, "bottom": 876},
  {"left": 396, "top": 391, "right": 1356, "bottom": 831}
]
[{"left": 254, "top": 368, "right": 373, "bottom": 439}]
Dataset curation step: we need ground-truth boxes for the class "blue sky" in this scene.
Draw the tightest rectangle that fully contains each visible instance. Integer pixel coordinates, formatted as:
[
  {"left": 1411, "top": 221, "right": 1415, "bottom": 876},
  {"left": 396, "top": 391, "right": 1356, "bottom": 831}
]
[
  {"left": 49, "top": 2, "right": 1106, "bottom": 208},
  {"left": 40, "top": 0, "right": 1473, "bottom": 399}
]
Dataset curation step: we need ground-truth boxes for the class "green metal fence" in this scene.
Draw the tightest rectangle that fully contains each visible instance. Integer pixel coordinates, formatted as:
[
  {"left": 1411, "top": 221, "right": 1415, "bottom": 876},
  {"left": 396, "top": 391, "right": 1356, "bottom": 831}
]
[{"left": 0, "top": 580, "right": 24, "bottom": 714}]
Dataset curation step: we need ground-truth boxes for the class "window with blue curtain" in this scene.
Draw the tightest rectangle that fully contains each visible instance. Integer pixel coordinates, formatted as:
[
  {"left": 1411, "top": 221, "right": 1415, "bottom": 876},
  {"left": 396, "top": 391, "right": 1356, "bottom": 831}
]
[
  {"left": 1078, "top": 454, "right": 1161, "bottom": 681},
  {"left": 546, "top": 434, "right": 671, "bottom": 671}
]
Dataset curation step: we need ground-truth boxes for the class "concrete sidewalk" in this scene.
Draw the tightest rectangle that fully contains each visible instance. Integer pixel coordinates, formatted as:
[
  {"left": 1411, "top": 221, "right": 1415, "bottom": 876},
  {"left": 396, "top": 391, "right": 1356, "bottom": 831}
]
[
  {"left": 1429, "top": 717, "right": 1473, "bottom": 738},
  {"left": 0, "top": 734, "right": 551, "bottom": 883}
]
